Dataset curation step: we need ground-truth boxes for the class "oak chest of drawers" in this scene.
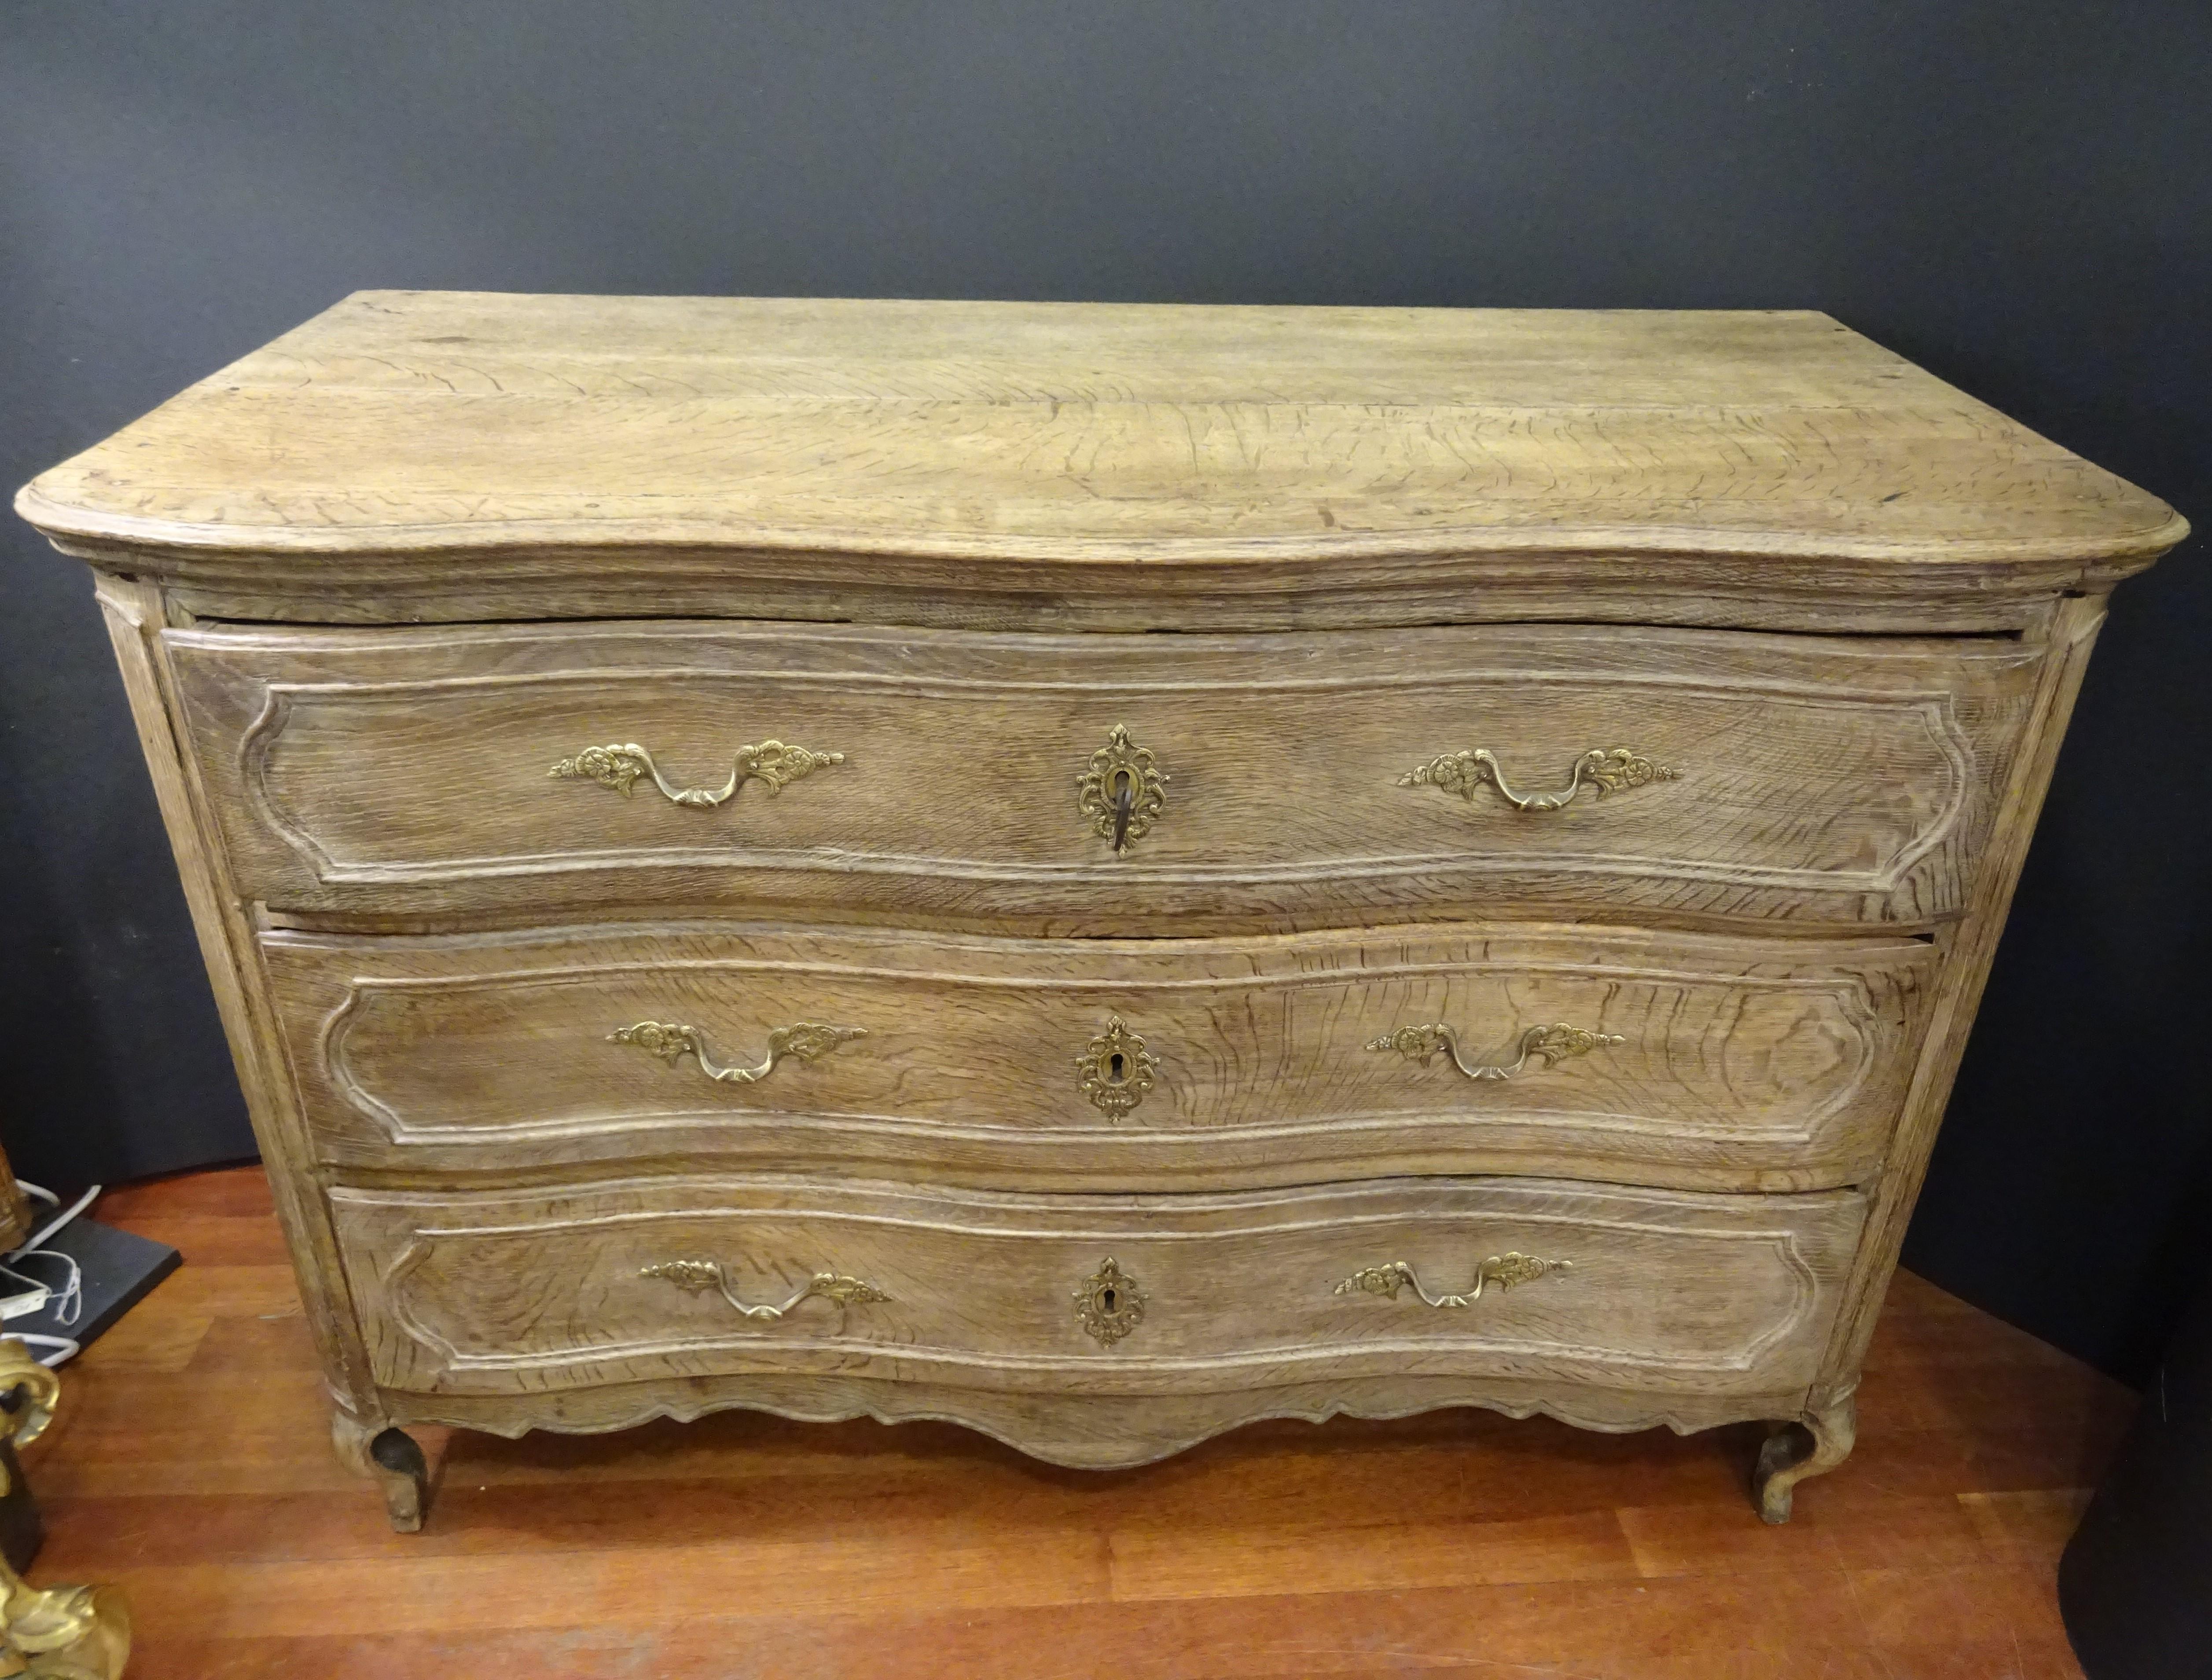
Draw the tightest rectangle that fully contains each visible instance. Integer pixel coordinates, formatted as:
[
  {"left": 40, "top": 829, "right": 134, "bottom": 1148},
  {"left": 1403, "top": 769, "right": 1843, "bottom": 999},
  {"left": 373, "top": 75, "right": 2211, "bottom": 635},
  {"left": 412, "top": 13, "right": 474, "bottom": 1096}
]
[{"left": 18, "top": 294, "right": 2184, "bottom": 1529}]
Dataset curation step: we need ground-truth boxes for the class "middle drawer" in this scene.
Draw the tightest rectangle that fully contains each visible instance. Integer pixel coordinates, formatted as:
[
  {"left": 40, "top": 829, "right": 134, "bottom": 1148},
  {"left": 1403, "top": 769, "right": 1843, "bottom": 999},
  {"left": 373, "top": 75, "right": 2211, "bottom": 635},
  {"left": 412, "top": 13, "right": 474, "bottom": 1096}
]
[{"left": 265, "top": 921, "right": 1932, "bottom": 1192}]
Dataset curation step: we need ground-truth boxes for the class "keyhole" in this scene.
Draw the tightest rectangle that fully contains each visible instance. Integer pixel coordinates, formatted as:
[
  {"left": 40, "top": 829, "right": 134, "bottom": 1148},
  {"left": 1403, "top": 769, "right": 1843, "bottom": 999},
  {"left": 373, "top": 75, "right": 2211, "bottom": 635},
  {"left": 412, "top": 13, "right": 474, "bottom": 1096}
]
[
  {"left": 1108, "top": 1052, "right": 1126, "bottom": 1082},
  {"left": 1110, "top": 768, "right": 1136, "bottom": 851},
  {"left": 1100, "top": 1286, "right": 1118, "bottom": 1311}
]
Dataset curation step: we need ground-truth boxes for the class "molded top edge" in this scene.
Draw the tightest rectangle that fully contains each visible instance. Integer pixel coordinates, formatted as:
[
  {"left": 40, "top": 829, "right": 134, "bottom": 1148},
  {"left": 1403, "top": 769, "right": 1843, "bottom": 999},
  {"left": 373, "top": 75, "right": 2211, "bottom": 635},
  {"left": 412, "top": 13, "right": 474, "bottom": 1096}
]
[{"left": 17, "top": 291, "right": 2188, "bottom": 580}]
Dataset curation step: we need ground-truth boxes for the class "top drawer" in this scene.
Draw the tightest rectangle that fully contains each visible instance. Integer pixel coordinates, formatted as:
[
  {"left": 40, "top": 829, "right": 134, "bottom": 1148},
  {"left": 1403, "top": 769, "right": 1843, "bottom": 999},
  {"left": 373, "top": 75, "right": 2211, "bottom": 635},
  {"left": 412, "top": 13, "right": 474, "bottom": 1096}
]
[{"left": 165, "top": 620, "right": 2042, "bottom": 932}]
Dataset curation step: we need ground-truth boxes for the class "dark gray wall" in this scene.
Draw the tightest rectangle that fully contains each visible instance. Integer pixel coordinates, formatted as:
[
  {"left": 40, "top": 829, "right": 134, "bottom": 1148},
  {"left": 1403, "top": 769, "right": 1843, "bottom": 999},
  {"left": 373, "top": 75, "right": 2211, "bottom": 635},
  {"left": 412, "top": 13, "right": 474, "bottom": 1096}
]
[{"left": 3, "top": 1, "right": 2206, "bottom": 1379}]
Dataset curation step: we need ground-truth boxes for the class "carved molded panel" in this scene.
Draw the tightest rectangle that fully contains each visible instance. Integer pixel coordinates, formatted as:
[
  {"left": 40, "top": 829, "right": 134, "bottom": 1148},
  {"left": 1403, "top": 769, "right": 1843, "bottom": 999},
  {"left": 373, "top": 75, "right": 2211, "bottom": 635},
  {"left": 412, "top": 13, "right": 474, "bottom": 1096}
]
[
  {"left": 274, "top": 922, "right": 1930, "bottom": 1192},
  {"left": 170, "top": 620, "right": 2042, "bottom": 929},
  {"left": 332, "top": 1174, "right": 1865, "bottom": 1405}
]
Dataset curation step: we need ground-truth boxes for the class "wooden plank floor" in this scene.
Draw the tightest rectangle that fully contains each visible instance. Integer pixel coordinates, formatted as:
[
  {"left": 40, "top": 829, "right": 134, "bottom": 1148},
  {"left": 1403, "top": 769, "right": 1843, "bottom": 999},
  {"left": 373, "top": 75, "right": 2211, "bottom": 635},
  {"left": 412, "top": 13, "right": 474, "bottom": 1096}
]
[{"left": 27, "top": 1167, "right": 2125, "bottom": 1678}]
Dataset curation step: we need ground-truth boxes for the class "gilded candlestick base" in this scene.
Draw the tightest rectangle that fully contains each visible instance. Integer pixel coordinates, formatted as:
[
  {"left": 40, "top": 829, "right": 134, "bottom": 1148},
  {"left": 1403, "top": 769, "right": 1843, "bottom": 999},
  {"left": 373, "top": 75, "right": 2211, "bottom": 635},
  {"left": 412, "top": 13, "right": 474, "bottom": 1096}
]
[{"left": 0, "top": 1341, "right": 130, "bottom": 1677}]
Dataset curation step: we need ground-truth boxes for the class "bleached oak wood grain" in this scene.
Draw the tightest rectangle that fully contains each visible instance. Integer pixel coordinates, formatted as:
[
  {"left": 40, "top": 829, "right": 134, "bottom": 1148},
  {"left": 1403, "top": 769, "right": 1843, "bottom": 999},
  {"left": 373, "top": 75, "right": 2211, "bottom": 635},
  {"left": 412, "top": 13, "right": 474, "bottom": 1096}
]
[
  {"left": 16, "top": 296, "right": 2186, "bottom": 1526},
  {"left": 265, "top": 920, "right": 1931, "bottom": 1193},
  {"left": 94, "top": 576, "right": 384, "bottom": 1426},
  {"left": 164, "top": 617, "right": 2040, "bottom": 932},
  {"left": 328, "top": 1173, "right": 1865, "bottom": 1443},
  {"left": 16, "top": 296, "right": 2183, "bottom": 633},
  {"left": 1811, "top": 594, "right": 2113, "bottom": 1401}
]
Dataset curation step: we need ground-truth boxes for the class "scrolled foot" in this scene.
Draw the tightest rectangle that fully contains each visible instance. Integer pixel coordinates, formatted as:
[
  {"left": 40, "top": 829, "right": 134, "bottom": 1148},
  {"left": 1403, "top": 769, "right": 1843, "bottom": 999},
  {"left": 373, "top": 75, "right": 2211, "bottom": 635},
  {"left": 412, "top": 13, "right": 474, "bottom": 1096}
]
[
  {"left": 331, "top": 1410, "right": 431, "bottom": 1533},
  {"left": 1753, "top": 1390, "right": 1857, "bottom": 1524},
  {"left": 368, "top": 1428, "right": 429, "bottom": 1532}
]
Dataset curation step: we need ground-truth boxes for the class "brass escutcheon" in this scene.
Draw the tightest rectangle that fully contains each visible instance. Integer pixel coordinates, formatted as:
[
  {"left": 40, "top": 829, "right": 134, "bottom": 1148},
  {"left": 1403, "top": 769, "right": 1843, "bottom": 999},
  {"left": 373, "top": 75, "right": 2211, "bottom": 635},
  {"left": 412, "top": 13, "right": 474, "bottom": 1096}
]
[
  {"left": 1074, "top": 1256, "right": 1146, "bottom": 1346},
  {"left": 1074, "top": 1015, "right": 1159, "bottom": 1120},
  {"left": 1077, "top": 724, "right": 1168, "bottom": 854}
]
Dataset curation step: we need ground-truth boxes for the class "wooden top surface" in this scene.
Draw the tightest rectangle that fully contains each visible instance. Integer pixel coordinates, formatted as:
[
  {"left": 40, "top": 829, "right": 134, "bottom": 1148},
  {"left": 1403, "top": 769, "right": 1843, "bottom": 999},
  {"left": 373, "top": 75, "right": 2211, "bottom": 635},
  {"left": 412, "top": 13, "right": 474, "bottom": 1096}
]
[{"left": 17, "top": 292, "right": 2184, "bottom": 576}]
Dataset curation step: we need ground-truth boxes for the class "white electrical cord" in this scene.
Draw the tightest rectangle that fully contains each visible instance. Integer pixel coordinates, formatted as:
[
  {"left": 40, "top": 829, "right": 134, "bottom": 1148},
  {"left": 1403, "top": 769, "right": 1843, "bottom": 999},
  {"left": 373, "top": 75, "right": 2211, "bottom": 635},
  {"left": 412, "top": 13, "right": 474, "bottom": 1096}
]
[
  {"left": 4, "top": 1334, "right": 79, "bottom": 1367},
  {"left": 3, "top": 1181, "right": 100, "bottom": 1366},
  {"left": 19, "top": 1185, "right": 98, "bottom": 1257},
  {"left": 1, "top": 1254, "right": 81, "bottom": 1327}
]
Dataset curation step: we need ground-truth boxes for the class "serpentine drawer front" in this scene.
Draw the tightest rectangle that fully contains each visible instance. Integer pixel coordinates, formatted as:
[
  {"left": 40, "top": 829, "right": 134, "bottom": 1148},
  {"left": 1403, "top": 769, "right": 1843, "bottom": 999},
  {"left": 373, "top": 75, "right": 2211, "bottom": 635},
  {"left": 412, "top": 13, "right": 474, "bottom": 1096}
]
[
  {"left": 327, "top": 1175, "right": 1870, "bottom": 1435},
  {"left": 264, "top": 921, "right": 1934, "bottom": 1192},
  {"left": 19, "top": 295, "right": 2183, "bottom": 1529},
  {"left": 165, "top": 619, "right": 2041, "bottom": 931}
]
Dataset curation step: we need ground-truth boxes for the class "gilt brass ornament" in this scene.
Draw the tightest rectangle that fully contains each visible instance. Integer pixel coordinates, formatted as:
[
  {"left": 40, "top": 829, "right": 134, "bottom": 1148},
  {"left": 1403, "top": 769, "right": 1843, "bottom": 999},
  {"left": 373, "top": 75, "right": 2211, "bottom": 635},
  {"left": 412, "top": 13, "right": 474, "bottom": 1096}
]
[
  {"left": 610, "top": 1019, "right": 865, "bottom": 1085},
  {"left": 1334, "top": 1252, "right": 1572, "bottom": 1309},
  {"left": 1076, "top": 724, "right": 1168, "bottom": 854},
  {"left": 551, "top": 737, "right": 843, "bottom": 808},
  {"left": 0, "top": 1340, "right": 130, "bottom": 1678},
  {"left": 1364, "top": 1020, "right": 1623, "bottom": 1082},
  {"left": 1073, "top": 1257, "right": 1146, "bottom": 1346},
  {"left": 1399, "top": 745, "right": 1678, "bottom": 813},
  {"left": 639, "top": 1259, "right": 891, "bottom": 1321},
  {"left": 1074, "top": 1015, "right": 1160, "bottom": 1120}
]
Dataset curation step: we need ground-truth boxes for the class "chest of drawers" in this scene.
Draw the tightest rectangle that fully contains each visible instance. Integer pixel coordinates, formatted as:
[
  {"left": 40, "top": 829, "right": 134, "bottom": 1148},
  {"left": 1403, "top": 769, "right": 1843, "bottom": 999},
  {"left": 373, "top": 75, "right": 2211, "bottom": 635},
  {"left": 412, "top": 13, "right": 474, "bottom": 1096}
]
[{"left": 18, "top": 295, "right": 2183, "bottom": 1530}]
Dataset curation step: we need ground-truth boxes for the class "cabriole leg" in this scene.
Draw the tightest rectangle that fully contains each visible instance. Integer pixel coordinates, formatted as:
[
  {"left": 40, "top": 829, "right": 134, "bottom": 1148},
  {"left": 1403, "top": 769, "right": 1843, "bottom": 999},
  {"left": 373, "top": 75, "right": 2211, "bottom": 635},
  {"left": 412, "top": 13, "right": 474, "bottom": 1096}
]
[
  {"left": 1754, "top": 1389, "right": 1857, "bottom": 1524},
  {"left": 331, "top": 1409, "right": 431, "bottom": 1533}
]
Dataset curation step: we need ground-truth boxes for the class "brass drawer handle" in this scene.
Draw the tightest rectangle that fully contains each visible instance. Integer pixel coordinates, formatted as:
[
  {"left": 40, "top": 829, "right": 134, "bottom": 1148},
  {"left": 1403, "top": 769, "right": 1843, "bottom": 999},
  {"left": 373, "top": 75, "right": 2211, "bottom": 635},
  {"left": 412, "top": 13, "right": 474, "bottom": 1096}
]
[
  {"left": 610, "top": 1019, "right": 865, "bottom": 1084},
  {"left": 551, "top": 738, "right": 844, "bottom": 808},
  {"left": 1366, "top": 1021, "right": 1623, "bottom": 1081},
  {"left": 1077, "top": 724, "right": 1168, "bottom": 854},
  {"left": 640, "top": 1259, "right": 890, "bottom": 1320},
  {"left": 1334, "top": 1252, "right": 1572, "bottom": 1309},
  {"left": 1399, "top": 746, "right": 1677, "bottom": 813}
]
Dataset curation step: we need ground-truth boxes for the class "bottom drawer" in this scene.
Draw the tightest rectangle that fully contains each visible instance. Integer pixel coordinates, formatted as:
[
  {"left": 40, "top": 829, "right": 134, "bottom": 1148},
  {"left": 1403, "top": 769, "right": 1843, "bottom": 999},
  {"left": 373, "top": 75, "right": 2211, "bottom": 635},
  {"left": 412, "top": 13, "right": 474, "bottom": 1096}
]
[{"left": 332, "top": 1175, "right": 1867, "bottom": 1405}]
